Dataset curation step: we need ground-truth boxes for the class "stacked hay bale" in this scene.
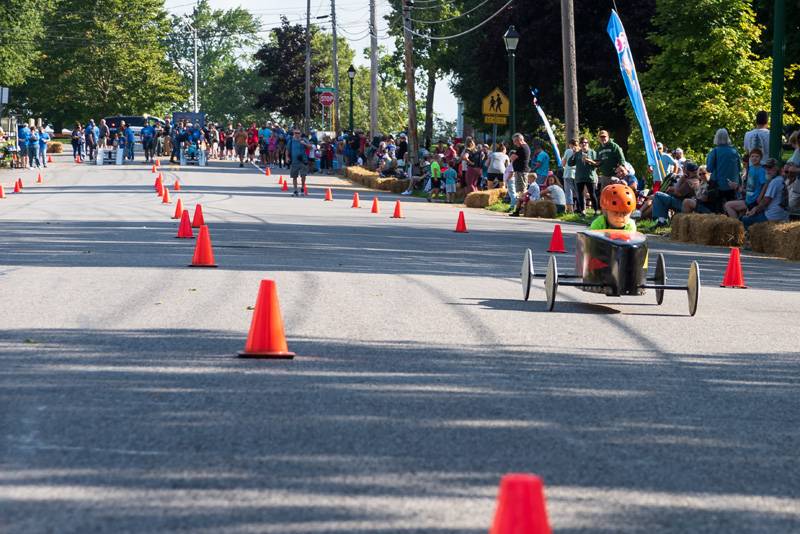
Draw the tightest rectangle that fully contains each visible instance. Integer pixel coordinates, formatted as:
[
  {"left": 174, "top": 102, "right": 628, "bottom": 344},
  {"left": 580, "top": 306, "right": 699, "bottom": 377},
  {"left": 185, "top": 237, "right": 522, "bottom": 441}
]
[
  {"left": 669, "top": 214, "right": 744, "bottom": 247},
  {"left": 464, "top": 188, "right": 508, "bottom": 208},
  {"left": 524, "top": 199, "right": 557, "bottom": 218},
  {"left": 750, "top": 221, "right": 800, "bottom": 260}
]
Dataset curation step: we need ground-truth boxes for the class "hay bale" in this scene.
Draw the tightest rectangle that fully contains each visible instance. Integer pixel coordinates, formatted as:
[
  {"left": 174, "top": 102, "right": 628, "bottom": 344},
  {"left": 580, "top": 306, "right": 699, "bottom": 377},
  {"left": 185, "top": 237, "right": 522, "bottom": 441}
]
[
  {"left": 749, "top": 221, "right": 781, "bottom": 254},
  {"left": 390, "top": 179, "right": 409, "bottom": 194},
  {"left": 781, "top": 223, "right": 800, "bottom": 260},
  {"left": 464, "top": 188, "right": 508, "bottom": 208},
  {"left": 670, "top": 213, "right": 690, "bottom": 242},
  {"left": 46, "top": 142, "right": 63, "bottom": 154},
  {"left": 709, "top": 215, "right": 745, "bottom": 247},
  {"left": 524, "top": 199, "right": 557, "bottom": 218}
]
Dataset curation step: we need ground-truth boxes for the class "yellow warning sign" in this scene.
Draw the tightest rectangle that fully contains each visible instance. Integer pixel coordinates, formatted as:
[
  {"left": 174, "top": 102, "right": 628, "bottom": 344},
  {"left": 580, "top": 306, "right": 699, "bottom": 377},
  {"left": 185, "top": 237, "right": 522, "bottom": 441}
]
[{"left": 482, "top": 88, "right": 510, "bottom": 117}]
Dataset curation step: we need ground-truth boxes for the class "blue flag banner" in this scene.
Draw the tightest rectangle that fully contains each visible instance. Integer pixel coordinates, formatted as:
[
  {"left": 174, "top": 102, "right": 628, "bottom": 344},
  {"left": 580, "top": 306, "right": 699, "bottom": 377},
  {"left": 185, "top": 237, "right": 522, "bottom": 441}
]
[
  {"left": 607, "top": 10, "right": 664, "bottom": 182},
  {"left": 531, "top": 89, "right": 562, "bottom": 168}
]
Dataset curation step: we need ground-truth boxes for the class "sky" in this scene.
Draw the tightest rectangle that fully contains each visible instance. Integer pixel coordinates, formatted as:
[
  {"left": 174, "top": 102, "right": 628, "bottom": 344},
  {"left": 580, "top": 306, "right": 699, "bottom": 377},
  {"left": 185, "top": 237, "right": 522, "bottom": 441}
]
[{"left": 165, "top": 0, "right": 459, "bottom": 121}]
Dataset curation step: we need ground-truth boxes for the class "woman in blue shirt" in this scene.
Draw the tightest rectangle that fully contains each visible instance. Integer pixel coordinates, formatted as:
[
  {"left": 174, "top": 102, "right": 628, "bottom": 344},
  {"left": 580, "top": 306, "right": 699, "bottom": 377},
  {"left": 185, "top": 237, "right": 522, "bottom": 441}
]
[
  {"left": 706, "top": 128, "right": 742, "bottom": 206},
  {"left": 38, "top": 127, "right": 50, "bottom": 168},
  {"left": 28, "top": 127, "right": 40, "bottom": 168}
]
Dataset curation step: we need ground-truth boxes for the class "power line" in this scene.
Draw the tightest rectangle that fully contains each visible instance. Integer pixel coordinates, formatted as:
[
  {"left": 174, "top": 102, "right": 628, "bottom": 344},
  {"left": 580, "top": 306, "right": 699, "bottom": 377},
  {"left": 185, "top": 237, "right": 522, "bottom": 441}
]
[
  {"left": 409, "top": 0, "right": 493, "bottom": 24},
  {"left": 404, "top": 0, "right": 513, "bottom": 40}
]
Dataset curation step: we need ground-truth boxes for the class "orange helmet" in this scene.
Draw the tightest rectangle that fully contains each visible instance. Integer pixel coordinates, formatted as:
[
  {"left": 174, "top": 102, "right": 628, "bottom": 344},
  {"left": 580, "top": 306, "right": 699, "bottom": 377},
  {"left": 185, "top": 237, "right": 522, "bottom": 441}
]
[{"left": 600, "top": 183, "right": 636, "bottom": 214}]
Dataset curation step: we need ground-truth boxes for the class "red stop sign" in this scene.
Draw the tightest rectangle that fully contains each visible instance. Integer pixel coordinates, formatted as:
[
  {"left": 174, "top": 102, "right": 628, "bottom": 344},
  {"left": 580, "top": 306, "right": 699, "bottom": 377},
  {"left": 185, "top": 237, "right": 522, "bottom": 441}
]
[{"left": 319, "top": 92, "right": 335, "bottom": 106}]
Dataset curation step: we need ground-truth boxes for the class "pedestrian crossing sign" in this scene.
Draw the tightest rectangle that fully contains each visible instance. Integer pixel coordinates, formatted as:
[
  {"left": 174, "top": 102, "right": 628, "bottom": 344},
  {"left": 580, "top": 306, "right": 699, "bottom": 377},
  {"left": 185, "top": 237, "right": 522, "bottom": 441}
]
[{"left": 482, "top": 88, "right": 509, "bottom": 117}]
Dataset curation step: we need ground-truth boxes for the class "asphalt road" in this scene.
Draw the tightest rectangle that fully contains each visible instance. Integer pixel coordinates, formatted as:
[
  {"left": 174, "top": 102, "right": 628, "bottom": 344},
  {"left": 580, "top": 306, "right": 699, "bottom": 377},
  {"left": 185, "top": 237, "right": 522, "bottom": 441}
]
[{"left": 1, "top": 155, "right": 798, "bottom": 533}]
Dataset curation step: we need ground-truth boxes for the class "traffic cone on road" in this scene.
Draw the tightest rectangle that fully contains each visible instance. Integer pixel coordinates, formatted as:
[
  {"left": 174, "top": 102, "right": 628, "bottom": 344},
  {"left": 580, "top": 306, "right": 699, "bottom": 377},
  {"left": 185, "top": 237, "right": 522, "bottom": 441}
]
[
  {"left": 176, "top": 210, "right": 194, "bottom": 238},
  {"left": 265, "top": 167, "right": 271, "bottom": 176},
  {"left": 303, "top": 183, "right": 309, "bottom": 196},
  {"left": 36, "top": 173, "right": 43, "bottom": 184},
  {"left": 188, "top": 225, "right": 217, "bottom": 268},
  {"left": 489, "top": 473, "right": 552, "bottom": 534},
  {"left": 278, "top": 175, "right": 284, "bottom": 184},
  {"left": 0, "top": 185, "right": 5, "bottom": 199},
  {"left": 13, "top": 180, "right": 21, "bottom": 193},
  {"left": 173, "top": 179, "right": 181, "bottom": 191},
  {"left": 371, "top": 197, "right": 379, "bottom": 214},
  {"left": 155, "top": 159, "right": 160, "bottom": 168},
  {"left": 352, "top": 192, "right": 361, "bottom": 208},
  {"left": 720, "top": 247, "right": 747, "bottom": 288},
  {"left": 172, "top": 198, "right": 183, "bottom": 219},
  {"left": 157, "top": 182, "right": 163, "bottom": 197},
  {"left": 154, "top": 176, "right": 161, "bottom": 190},
  {"left": 454, "top": 211, "right": 468, "bottom": 233},
  {"left": 324, "top": 188, "right": 333, "bottom": 201},
  {"left": 391, "top": 200, "right": 404, "bottom": 219},
  {"left": 18, "top": 178, "right": 23, "bottom": 190},
  {"left": 281, "top": 180, "right": 289, "bottom": 192},
  {"left": 162, "top": 187, "right": 171, "bottom": 204},
  {"left": 238, "top": 279, "right": 295, "bottom": 359},
  {"left": 151, "top": 164, "right": 156, "bottom": 173},
  {"left": 192, "top": 204, "right": 205, "bottom": 228},
  {"left": 47, "top": 155, "right": 53, "bottom": 163},
  {"left": 547, "top": 224, "right": 566, "bottom": 253}
]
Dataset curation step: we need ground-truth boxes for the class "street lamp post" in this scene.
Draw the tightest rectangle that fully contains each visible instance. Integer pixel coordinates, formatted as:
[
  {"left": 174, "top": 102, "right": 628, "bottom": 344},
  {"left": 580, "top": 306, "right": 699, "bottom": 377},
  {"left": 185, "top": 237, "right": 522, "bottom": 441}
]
[
  {"left": 503, "top": 25, "right": 520, "bottom": 136},
  {"left": 348, "top": 65, "right": 356, "bottom": 132}
]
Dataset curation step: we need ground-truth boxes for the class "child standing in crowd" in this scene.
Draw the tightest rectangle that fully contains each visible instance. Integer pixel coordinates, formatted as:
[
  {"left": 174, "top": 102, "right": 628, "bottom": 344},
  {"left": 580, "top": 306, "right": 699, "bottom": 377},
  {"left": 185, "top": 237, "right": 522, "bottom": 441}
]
[
  {"left": 427, "top": 155, "right": 443, "bottom": 202},
  {"left": 443, "top": 161, "right": 458, "bottom": 204}
]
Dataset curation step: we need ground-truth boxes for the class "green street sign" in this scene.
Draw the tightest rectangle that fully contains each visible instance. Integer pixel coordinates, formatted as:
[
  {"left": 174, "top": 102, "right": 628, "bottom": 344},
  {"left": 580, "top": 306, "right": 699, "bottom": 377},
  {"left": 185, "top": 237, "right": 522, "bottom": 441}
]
[{"left": 315, "top": 87, "right": 336, "bottom": 93}]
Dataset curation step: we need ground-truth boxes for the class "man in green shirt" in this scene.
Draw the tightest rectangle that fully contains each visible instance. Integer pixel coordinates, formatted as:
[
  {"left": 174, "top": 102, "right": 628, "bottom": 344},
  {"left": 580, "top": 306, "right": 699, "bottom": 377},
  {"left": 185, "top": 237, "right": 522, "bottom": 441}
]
[
  {"left": 596, "top": 130, "right": 626, "bottom": 189},
  {"left": 568, "top": 137, "right": 600, "bottom": 215}
]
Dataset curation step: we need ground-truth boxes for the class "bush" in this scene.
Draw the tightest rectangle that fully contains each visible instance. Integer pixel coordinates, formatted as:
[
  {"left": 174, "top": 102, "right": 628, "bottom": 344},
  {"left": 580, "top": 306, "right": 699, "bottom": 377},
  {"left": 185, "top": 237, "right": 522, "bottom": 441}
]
[
  {"left": 524, "top": 199, "right": 557, "bottom": 218},
  {"left": 465, "top": 188, "right": 508, "bottom": 208}
]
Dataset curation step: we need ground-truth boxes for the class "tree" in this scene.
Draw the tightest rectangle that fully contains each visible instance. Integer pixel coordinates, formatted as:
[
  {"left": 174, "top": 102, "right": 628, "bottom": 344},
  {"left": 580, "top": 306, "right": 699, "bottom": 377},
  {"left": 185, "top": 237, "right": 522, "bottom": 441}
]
[
  {"left": 19, "top": 0, "right": 182, "bottom": 129},
  {"left": 753, "top": 0, "right": 800, "bottom": 119},
  {"left": 253, "top": 17, "right": 330, "bottom": 126},
  {"left": 163, "top": 0, "right": 261, "bottom": 117},
  {"left": 640, "top": 0, "right": 797, "bottom": 157},
  {"left": 0, "top": 0, "right": 49, "bottom": 88}
]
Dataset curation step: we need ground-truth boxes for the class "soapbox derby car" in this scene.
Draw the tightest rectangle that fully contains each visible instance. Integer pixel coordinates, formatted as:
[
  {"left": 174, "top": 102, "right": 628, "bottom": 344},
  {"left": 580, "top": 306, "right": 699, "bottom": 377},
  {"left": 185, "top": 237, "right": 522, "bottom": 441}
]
[{"left": 521, "top": 229, "right": 700, "bottom": 316}]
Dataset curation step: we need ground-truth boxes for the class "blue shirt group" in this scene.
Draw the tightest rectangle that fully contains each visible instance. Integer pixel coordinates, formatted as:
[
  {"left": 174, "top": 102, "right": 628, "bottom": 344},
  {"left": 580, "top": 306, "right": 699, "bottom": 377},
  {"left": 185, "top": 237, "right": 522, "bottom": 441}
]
[
  {"left": 706, "top": 144, "right": 742, "bottom": 191},
  {"left": 532, "top": 150, "right": 550, "bottom": 184},
  {"left": 744, "top": 164, "right": 767, "bottom": 205}
]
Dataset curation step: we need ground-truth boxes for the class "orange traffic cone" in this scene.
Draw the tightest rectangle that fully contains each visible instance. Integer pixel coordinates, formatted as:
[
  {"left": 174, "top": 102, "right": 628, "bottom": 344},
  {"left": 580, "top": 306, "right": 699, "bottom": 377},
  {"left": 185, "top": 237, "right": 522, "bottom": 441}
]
[
  {"left": 371, "top": 197, "right": 379, "bottom": 214},
  {"left": 36, "top": 173, "right": 43, "bottom": 184},
  {"left": 489, "top": 474, "right": 551, "bottom": 534},
  {"left": 0, "top": 185, "right": 5, "bottom": 198},
  {"left": 176, "top": 210, "right": 194, "bottom": 238},
  {"left": 278, "top": 175, "right": 284, "bottom": 184},
  {"left": 454, "top": 211, "right": 468, "bottom": 233},
  {"left": 47, "top": 154, "right": 53, "bottom": 163},
  {"left": 74, "top": 156, "right": 80, "bottom": 164},
  {"left": 547, "top": 224, "right": 566, "bottom": 253},
  {"left": 172, "top": 198, "right": 183, "bottom": 219},
  {"left": 192, "top": 204, "right": 205, "bottom": 228},
  {"left": 720, "top": 247, "right": 747, "bottom": 288},
  {"left": 352, "top": 192, "right": 361, "bottom": 208},
  {"left": 281, "top": 181, "right": 289, "bottom": 192},
  {"left": 173, "top": 179, "right": 181, "bottom": 191},
  {"left": 155, "top": 159, "right": 160, "bottom": 168},
  {"left": 151, "top": 164, "right": 156, "bottom": 173},
  {"left": 13, "top": 181, "right": 21, "bottom": 193},
  {"left": 156, "top": 182, "right": 163, "bottom": 197},
  {"left": 18, "top": 178, "right": 23, "bottom": 190},
  {"left": 265, "top": 167, "right": 271, "bottom": 176},
  {"left": 188, "top": 225, "right": 217, "bottom": 268},
  {"left": 154, "top": 176, "right": 161, "bottom": 190},
  {"left": 324, "top": 188, "right": 333, "bottom": 201},
  {"left": 238, "top": 280, "right": 295, "bottom": 359},
  {"left": 162, "top": 187, "right": 171, "bottom": 204},
  {"left": 303, "top": 183, "right": 309, "bottom": 196},
  {"left": 391, "top": 200, "right": 404, "bottom": 219}
]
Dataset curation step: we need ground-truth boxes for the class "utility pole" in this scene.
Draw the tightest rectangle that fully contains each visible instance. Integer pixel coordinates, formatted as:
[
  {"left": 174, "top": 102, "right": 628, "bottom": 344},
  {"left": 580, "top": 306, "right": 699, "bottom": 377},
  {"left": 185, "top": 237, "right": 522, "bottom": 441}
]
[
  {"left": 331, "top": 0, "right": 341, "bottom": 135},
  {"left": 369, "top": 0, "right": 379, "bottom": 140},
  {"left": 401, "top": 0, "right": 418, "bottom": 171},
  {"left": 305, "top": 0, "right": 312, "bottom": 132},
  {"left": 560, "top": 0, "right": 578, "bottom": 142},
  {"left": 769, "top": 0, "right": 785, "bottom": 159}
]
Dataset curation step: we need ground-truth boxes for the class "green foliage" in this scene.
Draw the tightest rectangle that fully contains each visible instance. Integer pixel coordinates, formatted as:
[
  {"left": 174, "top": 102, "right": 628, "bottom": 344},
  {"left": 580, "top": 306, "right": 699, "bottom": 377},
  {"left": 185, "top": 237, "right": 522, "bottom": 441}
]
[
  {"left": 164, "top": 0, "right": 261, "bottom": 118},
  {"left": 640, "top": 0, "right": 797, "bottom": 156},
  {"left": 0, "top": 0, "right": 49, "bottom": 87},
  {"left": 20, "top": 0, "right": 183, "bottom": 128}
]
